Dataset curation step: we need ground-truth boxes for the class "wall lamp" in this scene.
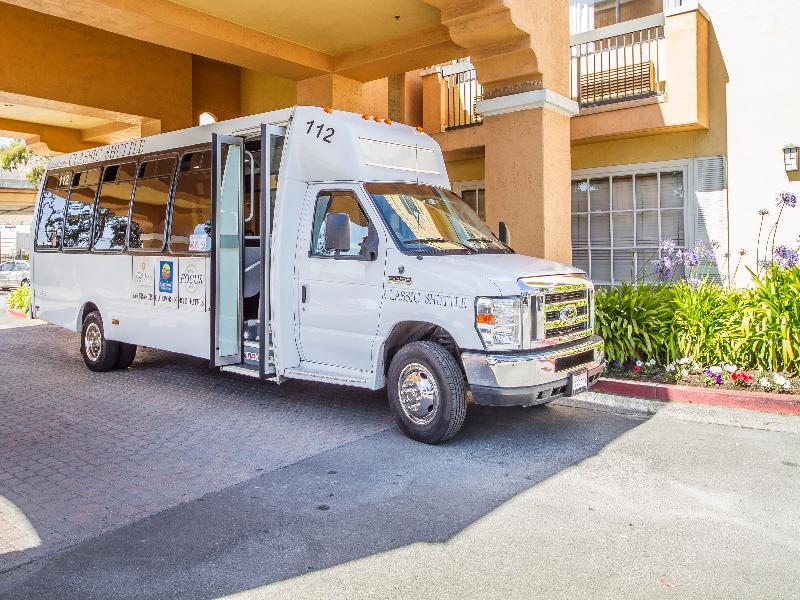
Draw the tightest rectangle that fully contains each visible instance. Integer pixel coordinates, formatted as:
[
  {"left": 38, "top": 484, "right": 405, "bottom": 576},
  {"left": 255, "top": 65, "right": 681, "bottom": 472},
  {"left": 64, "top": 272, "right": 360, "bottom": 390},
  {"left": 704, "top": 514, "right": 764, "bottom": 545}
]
[{"left": 784, "top": 144, "right": 799, "bottom": 172}]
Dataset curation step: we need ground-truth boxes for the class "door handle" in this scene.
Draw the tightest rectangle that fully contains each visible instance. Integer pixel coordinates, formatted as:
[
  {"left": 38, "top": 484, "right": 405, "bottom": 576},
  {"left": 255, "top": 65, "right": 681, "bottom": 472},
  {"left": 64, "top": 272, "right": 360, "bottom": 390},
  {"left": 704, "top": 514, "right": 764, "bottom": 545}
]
[{"left": 301, "top": 284, "right": 307, "bottom": 303}]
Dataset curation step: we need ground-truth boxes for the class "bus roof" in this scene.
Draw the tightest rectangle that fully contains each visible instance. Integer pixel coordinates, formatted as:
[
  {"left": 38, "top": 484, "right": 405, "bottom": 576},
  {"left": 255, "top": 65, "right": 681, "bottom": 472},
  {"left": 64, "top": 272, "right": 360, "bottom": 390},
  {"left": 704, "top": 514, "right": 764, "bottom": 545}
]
[{"left": 45, "top": 106, "right": 450, "bottom": 188}]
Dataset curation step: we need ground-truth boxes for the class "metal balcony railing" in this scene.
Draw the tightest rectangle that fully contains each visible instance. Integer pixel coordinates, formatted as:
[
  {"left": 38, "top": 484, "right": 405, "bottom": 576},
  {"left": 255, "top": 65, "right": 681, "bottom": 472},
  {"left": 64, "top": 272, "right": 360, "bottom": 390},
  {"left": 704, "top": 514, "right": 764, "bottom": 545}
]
[
  {"left": 443, "top": 67, "right": 483, "bottom": 130},
  {"left": 570, "top": 22, "right": 666, "bottom": 108}
]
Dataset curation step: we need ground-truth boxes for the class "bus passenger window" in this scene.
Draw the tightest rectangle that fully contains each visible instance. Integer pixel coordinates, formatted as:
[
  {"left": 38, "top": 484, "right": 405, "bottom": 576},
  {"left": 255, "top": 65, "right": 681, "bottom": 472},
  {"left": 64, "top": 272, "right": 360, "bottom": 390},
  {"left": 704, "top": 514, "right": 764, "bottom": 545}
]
[
  {"left": 62, "top": 169, "right": 101, "bottom": 250},
  {"left": 35, "top": 172, "right": 72, "bottom": 250},
  {"left": 93, "top": 162, "right": 136, "bottom": 251},
  {"left": 128, "top": 156, "right": 176, "bottom": 251},
  {"left": 170, "top": 150, "right": 212, "bottom": 253}
]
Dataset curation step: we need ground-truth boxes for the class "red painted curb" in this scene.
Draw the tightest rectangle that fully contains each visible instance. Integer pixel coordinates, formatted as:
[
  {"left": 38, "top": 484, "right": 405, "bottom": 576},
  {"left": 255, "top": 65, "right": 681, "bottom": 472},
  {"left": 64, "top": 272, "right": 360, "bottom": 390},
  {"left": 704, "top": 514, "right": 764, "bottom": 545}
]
[
  {"left": 594, "top": 377, "right": 800, "bottom": 416},
  {"left": 5, "top": 308, "right": 29, "bottom": 319}
]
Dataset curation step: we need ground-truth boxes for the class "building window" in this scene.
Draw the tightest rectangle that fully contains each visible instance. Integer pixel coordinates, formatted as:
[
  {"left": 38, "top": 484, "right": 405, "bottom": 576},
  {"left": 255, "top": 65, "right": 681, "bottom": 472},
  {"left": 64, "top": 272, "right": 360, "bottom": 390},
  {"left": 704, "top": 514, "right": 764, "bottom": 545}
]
[
  {"left": 198, "top": 112, "right": 217, "bottom": 126},
  {"left": 453, "top": 181, "right": 486, "bottom": 222},
  {"left": 570, "top": 0, "right": 665, "bottom": 34},
  {"left": 571, "top": 165, "right": 687, "bottom": 285}
]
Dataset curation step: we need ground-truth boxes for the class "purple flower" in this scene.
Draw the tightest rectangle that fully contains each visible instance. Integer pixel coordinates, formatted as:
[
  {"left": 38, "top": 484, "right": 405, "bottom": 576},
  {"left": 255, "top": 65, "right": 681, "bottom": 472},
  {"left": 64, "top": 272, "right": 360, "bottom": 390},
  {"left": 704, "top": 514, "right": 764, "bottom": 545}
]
[
  {"left": 659, "top": 239, "right": 677, "bottom": 255},
  {"left": 612, "top": 359, "right": 621, "bottom": 368},
  {"left": 758, "top": 208, "right": 770, "bottom": 217},
  {"left": 682, "top": 250, "right": 699, "bottom": 268},
  {"left": 652, "top": 256, "right": 674, "bottom": 281},
  {"left": 687, "top": 276, "right": 702, "bottom": 288},
  {"left": 777, "top": 192, "right": 797, "bottom": 208},
  {"left": 774, "top": 245, "right": 799, "bottom": 268}
]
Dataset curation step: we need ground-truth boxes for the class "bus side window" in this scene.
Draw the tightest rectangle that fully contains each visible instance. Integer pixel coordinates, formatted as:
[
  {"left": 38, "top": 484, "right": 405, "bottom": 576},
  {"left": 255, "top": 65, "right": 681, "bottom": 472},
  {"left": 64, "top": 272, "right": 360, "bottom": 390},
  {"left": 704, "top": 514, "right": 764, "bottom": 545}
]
[
  {"left": 34, "top": 172, "right": 72, "bottom": 250},
  {"left": 169, "top": 150, "right": 212, "bottom": 254},
  {"left": 128, "top": 156, "right": 177, "bottom": 252},
  {"left": 93, "top": 162, "right": 136, "bottom": 251},
  {"left": 62, "top": 169, "right": 101, "bottom": 250}
]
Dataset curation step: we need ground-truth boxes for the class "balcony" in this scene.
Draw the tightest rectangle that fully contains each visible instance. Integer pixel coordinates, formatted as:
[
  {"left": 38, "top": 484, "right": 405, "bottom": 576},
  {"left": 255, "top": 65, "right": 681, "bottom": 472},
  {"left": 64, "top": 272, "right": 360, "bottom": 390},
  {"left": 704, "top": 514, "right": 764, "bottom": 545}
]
[{"left": 570, "top": 17, "right": 666, "bottom": 108}]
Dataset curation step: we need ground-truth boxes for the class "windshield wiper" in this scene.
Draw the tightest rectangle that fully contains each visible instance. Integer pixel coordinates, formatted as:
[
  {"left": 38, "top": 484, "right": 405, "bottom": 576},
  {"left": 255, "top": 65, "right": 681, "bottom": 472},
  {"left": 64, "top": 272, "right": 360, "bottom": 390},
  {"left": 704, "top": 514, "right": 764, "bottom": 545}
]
[{"left": 405, "top": 238, "right": 476, "bottom": 252}]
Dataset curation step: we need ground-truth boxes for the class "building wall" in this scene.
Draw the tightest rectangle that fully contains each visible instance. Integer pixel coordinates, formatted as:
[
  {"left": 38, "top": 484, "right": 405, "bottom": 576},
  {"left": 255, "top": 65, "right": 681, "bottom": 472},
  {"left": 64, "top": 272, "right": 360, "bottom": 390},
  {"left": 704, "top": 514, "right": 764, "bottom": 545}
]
[
  {"left": 572, "top": 1, "right": 800, "bottom": 269},
  {"left": 192, "top": 57, "right": 242, "bottom": 125},
  {"left": 241, "top": 71, "right": 298, "bottom": 115},
  {"left": 0, "top": 4, "right": 194, "bottom": 134}
]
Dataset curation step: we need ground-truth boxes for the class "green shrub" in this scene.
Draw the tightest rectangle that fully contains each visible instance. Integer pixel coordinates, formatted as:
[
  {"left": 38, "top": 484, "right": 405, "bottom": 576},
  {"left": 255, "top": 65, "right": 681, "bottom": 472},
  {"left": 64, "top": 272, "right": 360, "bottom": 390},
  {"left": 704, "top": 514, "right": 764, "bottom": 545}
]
[
  {"left": 595, "top": 265, "right": 800, "bottom": 375},
  {"left": 668, "top": 280, "right": 745, "bottom": 367},
  {"left": 594, "top": 282, "right": 674, "bottom": 363},
  {"left": 7, "top": 284, "right": 31, "bottom": 314},
  {"left": 740, "top": 264, "right": 800, "bottom": 375}
]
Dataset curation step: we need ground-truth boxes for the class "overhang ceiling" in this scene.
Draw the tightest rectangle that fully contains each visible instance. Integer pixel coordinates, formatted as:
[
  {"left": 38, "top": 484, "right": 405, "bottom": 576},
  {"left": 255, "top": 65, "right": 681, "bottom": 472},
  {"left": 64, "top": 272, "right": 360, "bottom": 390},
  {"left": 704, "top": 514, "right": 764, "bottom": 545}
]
[
  {"left": 0, "top": 102, "right": 109, "bottom": 130},
  {"left": 168, "top": 0, "right": 442, "bottom": 55}
]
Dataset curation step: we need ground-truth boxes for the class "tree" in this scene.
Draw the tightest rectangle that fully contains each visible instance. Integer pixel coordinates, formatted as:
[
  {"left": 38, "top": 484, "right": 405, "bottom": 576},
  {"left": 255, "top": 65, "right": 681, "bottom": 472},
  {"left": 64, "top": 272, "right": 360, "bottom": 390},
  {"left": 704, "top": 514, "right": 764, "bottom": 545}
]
[{"left": 0, "top": 141, "right": 45, "bottom": 186}]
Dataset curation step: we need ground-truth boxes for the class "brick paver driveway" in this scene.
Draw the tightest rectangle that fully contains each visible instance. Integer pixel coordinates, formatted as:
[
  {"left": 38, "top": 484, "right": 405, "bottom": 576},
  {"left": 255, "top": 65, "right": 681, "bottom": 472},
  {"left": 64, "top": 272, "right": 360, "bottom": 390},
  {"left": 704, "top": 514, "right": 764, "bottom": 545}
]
[{"left": 0, "top": 324, "right": 392, "bottom": 571}]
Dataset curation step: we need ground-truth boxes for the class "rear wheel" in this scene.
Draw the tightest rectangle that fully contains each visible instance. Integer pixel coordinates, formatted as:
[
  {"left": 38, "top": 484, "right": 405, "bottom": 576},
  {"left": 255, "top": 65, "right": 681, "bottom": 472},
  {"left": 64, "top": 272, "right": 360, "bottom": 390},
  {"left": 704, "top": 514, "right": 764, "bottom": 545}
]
[
  {"left": 114, "top": 342, "right": 138, "bottom": 369},
  {"left": 387, "top": 341, "right": 467, "bottom": 444},
  {"left": 80, "top": 311, "right": 119, "bottom": 372}
]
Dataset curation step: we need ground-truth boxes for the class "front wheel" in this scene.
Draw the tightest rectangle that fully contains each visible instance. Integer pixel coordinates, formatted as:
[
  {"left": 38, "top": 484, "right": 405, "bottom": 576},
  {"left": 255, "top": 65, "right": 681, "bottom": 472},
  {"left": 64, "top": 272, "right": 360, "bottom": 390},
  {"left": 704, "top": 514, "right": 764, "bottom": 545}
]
[
  {"left": 387, "top": 341, "right": 467, "bottom": 444},
  {"left": 80, "top": 311, "right": 119, "bottom": 372}
]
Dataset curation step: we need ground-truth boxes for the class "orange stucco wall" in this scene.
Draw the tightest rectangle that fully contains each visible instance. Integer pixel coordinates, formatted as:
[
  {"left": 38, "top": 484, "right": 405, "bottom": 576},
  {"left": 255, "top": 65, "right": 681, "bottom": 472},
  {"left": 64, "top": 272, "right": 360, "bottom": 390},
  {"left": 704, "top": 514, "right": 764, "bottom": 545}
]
[{"left": 0, "top": 4, "right": 194, "bottom": 134}]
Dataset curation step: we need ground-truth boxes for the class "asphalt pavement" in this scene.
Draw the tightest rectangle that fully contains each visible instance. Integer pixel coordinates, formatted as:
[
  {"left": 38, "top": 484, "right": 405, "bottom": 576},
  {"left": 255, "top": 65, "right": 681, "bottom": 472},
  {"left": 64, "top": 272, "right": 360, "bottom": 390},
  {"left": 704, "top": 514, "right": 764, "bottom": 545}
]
[{"left": 1, "top": 324, "right": 798, "bottom": 599}]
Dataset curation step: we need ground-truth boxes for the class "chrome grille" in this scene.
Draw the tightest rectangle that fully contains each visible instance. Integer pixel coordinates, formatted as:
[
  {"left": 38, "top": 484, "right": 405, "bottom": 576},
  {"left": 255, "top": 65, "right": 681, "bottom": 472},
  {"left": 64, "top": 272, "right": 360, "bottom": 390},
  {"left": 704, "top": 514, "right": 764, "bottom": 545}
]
[{"left": 530, "top": 282, "right": 593, "bottom": 343}]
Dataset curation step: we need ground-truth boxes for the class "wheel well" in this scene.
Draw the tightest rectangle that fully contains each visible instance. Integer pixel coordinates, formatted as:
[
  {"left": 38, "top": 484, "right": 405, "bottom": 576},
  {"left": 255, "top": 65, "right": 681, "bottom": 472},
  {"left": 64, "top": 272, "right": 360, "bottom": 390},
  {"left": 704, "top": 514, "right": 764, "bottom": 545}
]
[
  {"left": 80, "top": 302, "right": 99, "bottom": 327},
  {"left": 382, "top": 321, "right": 462, "bottom": 377}
]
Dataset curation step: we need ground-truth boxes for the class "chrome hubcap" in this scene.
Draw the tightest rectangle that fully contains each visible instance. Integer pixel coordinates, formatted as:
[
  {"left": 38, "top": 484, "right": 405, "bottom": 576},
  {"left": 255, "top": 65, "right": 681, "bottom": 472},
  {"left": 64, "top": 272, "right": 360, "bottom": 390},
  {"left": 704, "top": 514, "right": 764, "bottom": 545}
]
[
  {"left": 85, "top": 323, "right": 102, "bottom": 361},
  {"left": 397, "top": 363, "right": 439, "bottom": 426}
]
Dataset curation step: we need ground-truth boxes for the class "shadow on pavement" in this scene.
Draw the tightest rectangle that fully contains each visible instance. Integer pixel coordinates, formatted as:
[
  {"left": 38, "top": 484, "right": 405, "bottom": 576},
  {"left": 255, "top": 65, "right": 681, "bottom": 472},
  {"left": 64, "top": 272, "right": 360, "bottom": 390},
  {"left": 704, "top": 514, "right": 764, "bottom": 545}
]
[{"left": 0, "top": 326, "right": 650, "bottom": 599}]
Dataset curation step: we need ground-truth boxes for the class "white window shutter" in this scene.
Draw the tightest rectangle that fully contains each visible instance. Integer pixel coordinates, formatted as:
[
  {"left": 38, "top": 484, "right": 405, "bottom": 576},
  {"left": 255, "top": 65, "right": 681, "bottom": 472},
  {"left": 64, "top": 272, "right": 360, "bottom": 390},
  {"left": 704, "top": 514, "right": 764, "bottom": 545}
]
[{"left": 694, "top": 156, "right": 729, "bottom": 280}]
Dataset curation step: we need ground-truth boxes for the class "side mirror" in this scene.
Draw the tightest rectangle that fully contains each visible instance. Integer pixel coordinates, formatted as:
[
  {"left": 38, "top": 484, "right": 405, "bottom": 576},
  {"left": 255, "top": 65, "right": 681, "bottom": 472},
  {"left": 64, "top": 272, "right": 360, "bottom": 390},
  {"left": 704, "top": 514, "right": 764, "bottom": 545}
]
[
  {"left": 324, "top": 212, "right": 351, "bottom": 253},
  {"left": 498, "top": 221, "right": 511, "bottom": 245}
]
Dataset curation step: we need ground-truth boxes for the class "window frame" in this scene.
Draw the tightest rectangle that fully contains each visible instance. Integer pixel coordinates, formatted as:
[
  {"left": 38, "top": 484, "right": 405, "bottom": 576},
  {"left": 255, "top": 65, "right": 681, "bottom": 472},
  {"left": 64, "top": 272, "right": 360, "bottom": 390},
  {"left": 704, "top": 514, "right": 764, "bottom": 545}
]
[
  {"left": 167, "top": 146, "right": 213, "bottom": 257},
  {"left": 34, "top": 170, "right": 73, "bottom": 253},
  {"left": 571, "top": 158, "right": 694, "bottom": 286},
  {"left": 125, "top": 152, "right": 179, "bottom": 255},
  {"left": 90, "top": 160, "right": 138, "bottom": 254},
  {"left": 307, "top": 189, "right": 377, "bottom": 262},
  {"left": 61, "top": 168, "right": 102, "bottom": 253}
]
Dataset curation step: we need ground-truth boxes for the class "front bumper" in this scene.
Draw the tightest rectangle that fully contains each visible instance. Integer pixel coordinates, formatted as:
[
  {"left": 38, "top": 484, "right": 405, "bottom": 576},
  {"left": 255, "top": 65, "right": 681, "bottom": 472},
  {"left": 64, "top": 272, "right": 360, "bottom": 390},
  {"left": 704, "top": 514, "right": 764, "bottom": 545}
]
[{"left": 462, "top": 335, "right": 604, "bottom": 407}]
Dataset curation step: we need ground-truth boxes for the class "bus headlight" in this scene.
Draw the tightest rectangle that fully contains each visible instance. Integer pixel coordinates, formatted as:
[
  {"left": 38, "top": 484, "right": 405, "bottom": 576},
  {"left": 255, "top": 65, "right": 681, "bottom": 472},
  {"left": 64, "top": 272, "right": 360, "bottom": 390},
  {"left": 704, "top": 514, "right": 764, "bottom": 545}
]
[{"left": 475, "top": 297, "right": 522, "bottom": 350}]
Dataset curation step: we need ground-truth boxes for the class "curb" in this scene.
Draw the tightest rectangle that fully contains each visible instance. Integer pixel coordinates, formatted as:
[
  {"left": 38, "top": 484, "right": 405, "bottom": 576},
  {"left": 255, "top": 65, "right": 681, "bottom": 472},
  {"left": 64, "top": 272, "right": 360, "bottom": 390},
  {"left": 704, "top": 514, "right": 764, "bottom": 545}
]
[
  {"left": 6, "top": 308, "right": 29, "bottom": 319},
  {"left": 592, "top": 377, "right": 800, "bottom": 416}
]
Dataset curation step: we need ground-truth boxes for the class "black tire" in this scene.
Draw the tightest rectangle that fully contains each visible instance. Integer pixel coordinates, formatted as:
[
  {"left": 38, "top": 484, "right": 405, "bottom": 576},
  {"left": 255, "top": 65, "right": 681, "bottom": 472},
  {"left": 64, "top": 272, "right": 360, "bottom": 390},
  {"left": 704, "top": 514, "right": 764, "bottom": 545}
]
[
  {"left": 114, "top": 342, "right": 138, "bottom": 369},
  {"left": 80, "top": 311, "right": 119, "bottom": 372},
  {"left": 387, "top": 341, "right": 467, "bottom": 444}
]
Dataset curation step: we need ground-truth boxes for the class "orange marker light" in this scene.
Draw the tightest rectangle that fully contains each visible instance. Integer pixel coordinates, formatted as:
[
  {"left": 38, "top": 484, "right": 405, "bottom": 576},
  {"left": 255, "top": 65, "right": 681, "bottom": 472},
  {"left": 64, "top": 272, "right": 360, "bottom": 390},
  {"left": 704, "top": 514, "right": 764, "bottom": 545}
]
[
  {"left": 385, "top": 118, "right": 393, "bottom": 125},
  {"left": 476, "top": 314, "right": 496, "bottom": 325},
  {"left": 373, "top": 116, "right": 382, "bottom": 122},
  {"left": 323, "top": 106, "right": 333, "bottom": 114},
  {"left": 362, "top": 114, "right": 371, "bottom": 120},
  {"left": 416, "top": 126, "right": 424, "bottom": 132}
]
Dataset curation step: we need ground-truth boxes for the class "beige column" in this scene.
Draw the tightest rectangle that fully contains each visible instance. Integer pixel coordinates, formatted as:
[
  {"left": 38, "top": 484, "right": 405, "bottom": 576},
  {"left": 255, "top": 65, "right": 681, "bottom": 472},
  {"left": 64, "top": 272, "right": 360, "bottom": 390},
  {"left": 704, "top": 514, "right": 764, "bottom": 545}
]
[
  {"left": 478, "top": 91, "right": 578, "bottom": 263},
  {"left": 297, "top": 73, "right": 388, "bottom": 117}
]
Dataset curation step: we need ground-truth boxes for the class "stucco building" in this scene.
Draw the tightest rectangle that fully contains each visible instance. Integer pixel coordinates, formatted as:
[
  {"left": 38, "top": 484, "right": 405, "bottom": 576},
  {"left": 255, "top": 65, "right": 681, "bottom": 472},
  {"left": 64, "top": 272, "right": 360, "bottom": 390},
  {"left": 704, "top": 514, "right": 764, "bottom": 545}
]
[{"left": 1, "top": 0, "right": 797, "bottom": 283}]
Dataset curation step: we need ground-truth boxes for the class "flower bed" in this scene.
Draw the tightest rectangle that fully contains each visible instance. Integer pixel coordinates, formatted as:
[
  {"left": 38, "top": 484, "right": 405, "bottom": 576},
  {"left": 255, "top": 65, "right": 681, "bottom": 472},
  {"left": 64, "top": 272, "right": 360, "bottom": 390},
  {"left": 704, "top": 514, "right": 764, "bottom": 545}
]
[
  {"left": 605, "top": 359, "right": 797, "bottom": 394},
  {"left": 594, "top": 191, "right": 799, "bottom": 384}
]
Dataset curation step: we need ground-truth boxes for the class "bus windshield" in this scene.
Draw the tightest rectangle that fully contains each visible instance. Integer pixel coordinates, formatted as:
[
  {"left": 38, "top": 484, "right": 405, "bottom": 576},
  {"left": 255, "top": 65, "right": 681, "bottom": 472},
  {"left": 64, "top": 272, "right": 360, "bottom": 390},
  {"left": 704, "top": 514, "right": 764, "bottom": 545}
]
[{"left": 366, "top": 183, "right": 511, "bottom": 254}]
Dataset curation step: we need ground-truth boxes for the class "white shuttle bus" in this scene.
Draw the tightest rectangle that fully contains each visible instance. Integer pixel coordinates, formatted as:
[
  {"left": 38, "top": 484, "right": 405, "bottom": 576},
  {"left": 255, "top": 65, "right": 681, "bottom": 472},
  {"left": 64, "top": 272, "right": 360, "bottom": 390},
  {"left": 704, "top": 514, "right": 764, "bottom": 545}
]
[{"left": 31, "top": 106, "right": 604, "bottom": 443}]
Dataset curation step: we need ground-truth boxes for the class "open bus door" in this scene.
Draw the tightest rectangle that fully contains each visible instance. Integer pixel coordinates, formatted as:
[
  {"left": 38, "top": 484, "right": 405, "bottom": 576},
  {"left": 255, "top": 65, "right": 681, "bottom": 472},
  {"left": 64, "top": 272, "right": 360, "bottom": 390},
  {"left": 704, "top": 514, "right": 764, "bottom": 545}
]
[
  {"left": 211, "top": 134, "right": 245, "bottom": 367},
  {"left": 258, "top": 124, "right": 285, "bottom": 378}
]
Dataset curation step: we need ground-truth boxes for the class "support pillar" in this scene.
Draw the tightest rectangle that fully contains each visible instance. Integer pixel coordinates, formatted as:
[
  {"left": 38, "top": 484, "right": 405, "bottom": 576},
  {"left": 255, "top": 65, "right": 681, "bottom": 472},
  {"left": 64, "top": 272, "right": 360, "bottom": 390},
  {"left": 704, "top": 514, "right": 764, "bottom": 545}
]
[
  {"left": 478, "top": 91, "right": 578, "bottom": 263},
  {"left": 297, "top": 73, "right": 388, "bottom": 117}
]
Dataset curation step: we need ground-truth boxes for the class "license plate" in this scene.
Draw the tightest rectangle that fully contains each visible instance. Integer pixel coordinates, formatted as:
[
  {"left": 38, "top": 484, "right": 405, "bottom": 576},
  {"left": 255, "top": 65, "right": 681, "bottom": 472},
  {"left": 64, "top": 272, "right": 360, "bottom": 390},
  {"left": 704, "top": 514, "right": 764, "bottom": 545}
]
[{"left": 571, "top": 371, "right": 588, "bottom": 394}]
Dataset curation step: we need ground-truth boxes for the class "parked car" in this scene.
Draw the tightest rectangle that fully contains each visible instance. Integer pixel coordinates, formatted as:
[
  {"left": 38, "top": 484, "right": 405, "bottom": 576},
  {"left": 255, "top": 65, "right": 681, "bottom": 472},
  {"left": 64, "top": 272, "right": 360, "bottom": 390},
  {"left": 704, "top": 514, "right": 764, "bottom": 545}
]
[{"left": 0, "top": 260, "right": 30, "bottom": 290}]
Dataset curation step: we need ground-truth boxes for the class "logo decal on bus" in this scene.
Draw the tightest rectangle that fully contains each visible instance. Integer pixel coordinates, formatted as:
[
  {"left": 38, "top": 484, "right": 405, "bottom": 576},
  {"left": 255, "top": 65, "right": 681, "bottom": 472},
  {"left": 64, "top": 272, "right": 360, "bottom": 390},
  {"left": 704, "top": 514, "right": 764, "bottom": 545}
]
[{"left": 159, "top": 260, "right": 174, "bottom": 293}]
